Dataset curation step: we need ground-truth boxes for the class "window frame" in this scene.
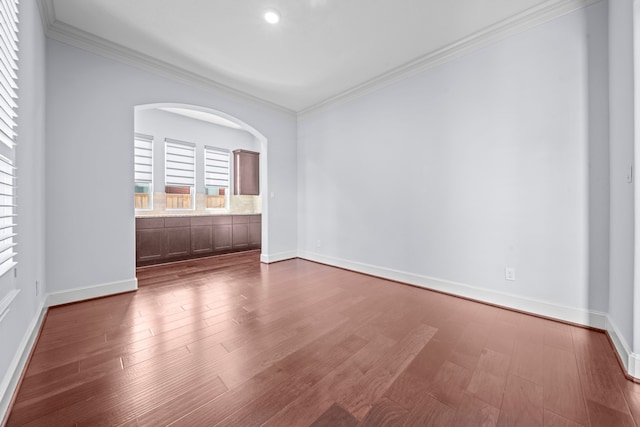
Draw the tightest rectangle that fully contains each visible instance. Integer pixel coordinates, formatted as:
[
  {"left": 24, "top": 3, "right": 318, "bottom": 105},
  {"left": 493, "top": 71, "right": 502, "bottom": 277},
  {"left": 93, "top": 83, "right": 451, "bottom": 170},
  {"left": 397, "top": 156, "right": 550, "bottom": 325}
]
[
  {"left": 134, "top": 133, "right": 153, "bottom": 210},
  {"left": 204, "top": 145, "right": 230, "bottom": 211},
  {"left": 164, "top": 138, "right": 196, "bottom": 210}
]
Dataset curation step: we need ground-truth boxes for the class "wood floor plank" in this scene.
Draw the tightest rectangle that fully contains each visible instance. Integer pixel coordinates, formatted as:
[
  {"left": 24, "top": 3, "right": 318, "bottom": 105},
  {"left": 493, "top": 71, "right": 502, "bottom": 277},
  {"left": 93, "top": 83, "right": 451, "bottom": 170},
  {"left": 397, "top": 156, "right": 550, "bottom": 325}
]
[
  {"left": 466, "top": 348, "right": 510, "bottom": 408},
  {"left": 214, "top": 333, "right": 368, "bottom": 426},
  {"left": 263, "top": 333, "right": 393, "bottom": 427},
  {"left": 309, "top": 404, "right": 359, "bottom": 427},
  {"left": 618, "top": 379, "right": 640, "bottom": 426},
  {"left": 448, "top": 321, "right": 491, "bottom": 371},
  {"left": 485, "top": 318, "right": 518, "bottom": 356},
  {"left": 421, "top": 360, "right": 474, "bottom": 408},
  {"left": 510, "top": 338, "right": 545, "bottom": 386},
  {"left": 543, "top": 410, "right": 585, "bottom": 427},
  {"left": 356, "top": 397, "right": 408, "bottom": 426},
  {"left": 337, "top": 323, "right": 437, "bottom": 420},
  {"left": 585, "top": 399, "right": 636, "bottom": 427},
  {"left": 402, "top": 394, "right": 457, "bottom": 426},
  {"left": 6, "top": 253, "right": 640, "bottom": 427},
  {"left": 452, "top": 393, "right": 500, "bottom": 427},
  {"left": 496, "top": 375, "right": 544, "bottom": 427},
  {"left": 542, "top": 345, "right": 588, "bottom": 425}
]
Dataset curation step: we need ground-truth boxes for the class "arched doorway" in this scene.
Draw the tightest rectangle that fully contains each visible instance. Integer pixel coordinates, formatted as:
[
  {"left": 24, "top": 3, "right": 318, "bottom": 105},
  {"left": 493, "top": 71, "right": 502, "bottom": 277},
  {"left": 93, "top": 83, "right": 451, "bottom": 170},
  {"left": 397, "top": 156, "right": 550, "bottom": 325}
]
[{"left": 133, "top": 103, "right": 269, "bottom": 262}]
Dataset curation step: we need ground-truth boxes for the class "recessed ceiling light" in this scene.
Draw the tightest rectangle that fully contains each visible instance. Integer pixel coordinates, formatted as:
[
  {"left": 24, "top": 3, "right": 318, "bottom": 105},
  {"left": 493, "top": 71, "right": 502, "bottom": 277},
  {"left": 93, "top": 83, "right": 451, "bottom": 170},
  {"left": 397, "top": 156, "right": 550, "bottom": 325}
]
[{"left": 264, "top": 10, "right": 280, "bottom": 24}]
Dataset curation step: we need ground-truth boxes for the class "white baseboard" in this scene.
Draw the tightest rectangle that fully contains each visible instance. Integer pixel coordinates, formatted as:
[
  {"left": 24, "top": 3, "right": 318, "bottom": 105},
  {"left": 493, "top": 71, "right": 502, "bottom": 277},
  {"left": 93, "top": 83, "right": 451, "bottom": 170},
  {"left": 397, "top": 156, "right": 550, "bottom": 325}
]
[
  {"left": 606, "top": 316, "right": 640, "bottom": 379},
  {"left": 0, "top": 300, "right": 47, "bottom": 425},
  {"left": 260, "top": 251, "right": 298, "bottom": 264},
  {"left": 299, "top": 251, "right": 640, "bottom": 379},
  {"left": 298, "top": 251, "right": 608, "bottom": 329},
  {"left": 46, "top": 278, "right": 138, "bottom": 307}
]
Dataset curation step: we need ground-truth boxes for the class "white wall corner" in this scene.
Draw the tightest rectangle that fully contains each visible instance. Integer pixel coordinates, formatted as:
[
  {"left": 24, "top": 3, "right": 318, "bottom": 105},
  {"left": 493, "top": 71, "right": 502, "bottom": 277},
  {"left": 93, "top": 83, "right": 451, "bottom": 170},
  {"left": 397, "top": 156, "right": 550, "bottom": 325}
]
[
  {"left": 0, "top": 301, "right": 47, "bottom": 425},
  {"left": 46, "top": 278, "right": 138, "bottom": 307},
  {"left": 606, "top": 316, "right": 640, "bottom": 380},
  {"left": 298, "top": 251, "right": 608, "bottom": 330},
  {"left": 260, "top": 251, "right": 298, "bottom": 264}
]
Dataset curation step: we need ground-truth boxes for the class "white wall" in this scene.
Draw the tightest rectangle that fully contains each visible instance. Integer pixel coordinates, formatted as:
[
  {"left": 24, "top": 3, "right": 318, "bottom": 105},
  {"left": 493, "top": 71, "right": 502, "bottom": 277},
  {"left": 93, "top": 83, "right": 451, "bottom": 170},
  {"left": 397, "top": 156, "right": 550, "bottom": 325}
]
[
  {"left": 45, "top": 38, "right": 298, "bottom": 294},
  {"left": 298, "top": 4, "right": 608, "bottom": 318},
  {"left": 0, "top": 0, "right": 47, "bottom": 419},
  {"left": 609, "top": 0, "right": 636, "bottom": 354},
  {"left": 135, "top": 108, "right": 259, "bottom": 195}
]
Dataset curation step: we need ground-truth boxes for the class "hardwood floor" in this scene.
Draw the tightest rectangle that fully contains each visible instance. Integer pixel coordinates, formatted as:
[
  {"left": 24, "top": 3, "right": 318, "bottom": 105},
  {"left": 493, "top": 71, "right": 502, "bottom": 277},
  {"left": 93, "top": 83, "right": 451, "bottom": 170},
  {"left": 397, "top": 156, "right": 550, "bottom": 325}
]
[{"left": 5, "top": 252, "right": 640, "bottom": 426}]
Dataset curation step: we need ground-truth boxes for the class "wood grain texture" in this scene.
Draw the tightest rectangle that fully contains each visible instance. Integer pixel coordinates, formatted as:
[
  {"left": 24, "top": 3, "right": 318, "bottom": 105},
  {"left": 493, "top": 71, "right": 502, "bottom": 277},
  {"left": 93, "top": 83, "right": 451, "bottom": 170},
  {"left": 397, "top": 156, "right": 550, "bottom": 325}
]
[
  {"left": 497, "top": 375, "right": 544, "bottom": 427},
  {"left": 5, "top": 253, "right": 639, "bottom": 426}
]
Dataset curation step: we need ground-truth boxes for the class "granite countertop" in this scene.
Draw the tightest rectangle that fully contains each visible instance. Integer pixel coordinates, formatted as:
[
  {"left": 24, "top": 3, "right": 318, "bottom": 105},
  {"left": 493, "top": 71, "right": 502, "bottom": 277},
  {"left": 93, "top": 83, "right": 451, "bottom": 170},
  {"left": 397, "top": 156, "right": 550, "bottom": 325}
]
[{"left": 136, "top": 212, "right": 261, "bottom": 218}]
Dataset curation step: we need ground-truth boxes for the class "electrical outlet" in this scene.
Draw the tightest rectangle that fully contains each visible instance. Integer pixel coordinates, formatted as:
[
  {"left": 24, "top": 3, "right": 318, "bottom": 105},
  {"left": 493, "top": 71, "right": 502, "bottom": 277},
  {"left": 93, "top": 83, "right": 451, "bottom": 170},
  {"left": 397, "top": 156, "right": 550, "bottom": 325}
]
[
  {"left": 316, "top": 239, "right": 321, "bottom": 248},
  {"left": 505, "top": 267, "right": 516, "bottom": 281},
  {"left": 35, "top": 280, "right": 39, "bottom": 296}
]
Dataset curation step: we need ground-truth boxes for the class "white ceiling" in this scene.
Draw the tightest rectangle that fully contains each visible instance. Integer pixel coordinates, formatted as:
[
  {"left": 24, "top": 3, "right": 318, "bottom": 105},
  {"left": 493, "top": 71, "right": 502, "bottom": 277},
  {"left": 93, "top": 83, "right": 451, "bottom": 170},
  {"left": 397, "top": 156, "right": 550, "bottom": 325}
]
[{"left": 41, "top": 0, "right": 592, "bottom": 112}]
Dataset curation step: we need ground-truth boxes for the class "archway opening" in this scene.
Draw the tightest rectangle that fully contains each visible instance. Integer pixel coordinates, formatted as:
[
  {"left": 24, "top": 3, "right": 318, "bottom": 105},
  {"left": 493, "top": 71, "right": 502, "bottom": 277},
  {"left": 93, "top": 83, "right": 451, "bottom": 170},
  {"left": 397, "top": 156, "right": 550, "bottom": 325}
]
[{"left": 133, "top": 103, "right": 269, "bottom": 264}]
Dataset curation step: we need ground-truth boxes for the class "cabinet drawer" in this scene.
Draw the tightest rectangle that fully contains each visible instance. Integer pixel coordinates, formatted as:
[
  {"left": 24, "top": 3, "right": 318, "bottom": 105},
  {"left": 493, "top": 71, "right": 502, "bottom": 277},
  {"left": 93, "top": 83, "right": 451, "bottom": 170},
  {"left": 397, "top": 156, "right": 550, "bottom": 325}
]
[
  {"left": 164, "top": 217, "right": 190, "bottom": 228},
  {"left": 190, "top": 216, "right": 213, "bottom": 227},
  {"left": 232, "top": 215, "right": 251, "bottom": 224},
  {"left": 136, "top": 217, "right": 164, "bottom": 229},
  {"left": 211, "top": 215, "right": 232, "bottom": 225}
]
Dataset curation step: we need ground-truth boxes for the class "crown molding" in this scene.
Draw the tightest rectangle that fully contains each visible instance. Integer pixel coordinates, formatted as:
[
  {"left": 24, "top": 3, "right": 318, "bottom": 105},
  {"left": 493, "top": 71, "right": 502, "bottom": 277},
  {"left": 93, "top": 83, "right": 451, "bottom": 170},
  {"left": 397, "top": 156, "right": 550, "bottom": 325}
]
[
  {"left": 37, "top": 0, "right": 599, "bottom": 116},
  {"left": 37, "top": 0, "right": 55, "bottom": 31},
  {"left": 36, "top": 0, "right": 296, "bottom": 116},
  {"left": 298, "top": 0, "right": 601, "bottom": 116}
]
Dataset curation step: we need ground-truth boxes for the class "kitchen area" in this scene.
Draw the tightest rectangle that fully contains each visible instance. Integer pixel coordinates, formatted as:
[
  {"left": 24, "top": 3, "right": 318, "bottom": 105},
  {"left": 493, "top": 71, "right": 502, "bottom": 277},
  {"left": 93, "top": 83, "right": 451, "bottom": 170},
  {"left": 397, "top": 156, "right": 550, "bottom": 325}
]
[{"left": 134, "top": 106, "right": 262, "bottom": 267}]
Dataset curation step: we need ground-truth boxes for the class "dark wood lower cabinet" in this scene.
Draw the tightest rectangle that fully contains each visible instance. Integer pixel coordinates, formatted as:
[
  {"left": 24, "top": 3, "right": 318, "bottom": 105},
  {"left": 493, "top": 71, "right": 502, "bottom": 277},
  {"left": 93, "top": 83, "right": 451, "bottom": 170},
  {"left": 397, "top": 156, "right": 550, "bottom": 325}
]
[
  {"left": 136, "top": 229, "right": 165, "bottom": 262},
  {"left": 191, "top": 226, "right": 214, "bottom": 255},
  {"left": 232, "top": 217, "right": 250, "bottom": 249},
  {"left": 166, "top": 228, "right": 190, "bottom": 258},
  {"left": 213, "top": 224, "right": 233, "bottom": 251},
  {"left": 136, "top": 214, "right": 261, "bottom": 266},
  {"left": 249, "top": 220, "right": 261, "bottom": 247}
]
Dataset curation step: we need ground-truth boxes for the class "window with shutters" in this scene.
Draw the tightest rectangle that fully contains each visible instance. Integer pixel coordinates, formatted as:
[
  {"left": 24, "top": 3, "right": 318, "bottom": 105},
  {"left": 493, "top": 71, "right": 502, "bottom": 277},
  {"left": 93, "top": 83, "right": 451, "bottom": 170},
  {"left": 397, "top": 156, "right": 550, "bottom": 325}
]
[
  {"left": 0, "top": 154, "right": 15, "bottom": 278},
  {"left": 204, "top": 146, "right": 230, "bottom": 210},
  {"left": 165, "top": 139, "right": 195, "bottom": 210},
  {"left": 0, "top": 0, "right": 18, "bottom": 283},
  {"left": 134, "top": 133, "right": 153, "bottom": 210}
]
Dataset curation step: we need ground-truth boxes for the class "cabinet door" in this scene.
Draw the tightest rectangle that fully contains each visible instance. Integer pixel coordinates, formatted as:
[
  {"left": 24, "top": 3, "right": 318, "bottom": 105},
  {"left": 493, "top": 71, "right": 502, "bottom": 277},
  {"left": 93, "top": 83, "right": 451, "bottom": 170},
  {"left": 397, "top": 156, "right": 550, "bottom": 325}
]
[
  {"left": 191, "top": 226, "right": 214, "bottom": 255},
  {"left": 213, "top": 224, "right": 233, "bottom": 251},
  {"left": 233, "top": 150, "right": 260, "bottom": 195},
  {"left": 248, "top": 222, "right": 261, "bottom": 248},
  {"left": 232, "top": 223, "right": 249, "bottom": 249},
  {"left": 166, "top": 227, "right": 190, "bottom": 258},
  {"left": 137, "top": 229, "right": 165, "bottom": 263}
]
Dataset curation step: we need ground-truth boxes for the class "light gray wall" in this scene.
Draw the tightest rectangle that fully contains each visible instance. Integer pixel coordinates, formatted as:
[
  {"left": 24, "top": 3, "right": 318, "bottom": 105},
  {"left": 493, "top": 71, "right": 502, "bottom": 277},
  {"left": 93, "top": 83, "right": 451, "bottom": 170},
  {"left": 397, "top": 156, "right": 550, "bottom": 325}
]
[
  {"left": 135, "top": 108, "right": 259, "bottom": 195},
  {"left": 587, "top": 0, "right": 611, "bottom": 319},
  {"left": 298, "top": 3, "right": 609, "bottom": 312},
  {"left": 0, "top": 0, "right": 47, "bottom": 415},
  {"left": 45, "top": 39, "right": 298, "bottom": 294},
  {"left": 609, "top": 0, "right": 636, "bottom": 352}
]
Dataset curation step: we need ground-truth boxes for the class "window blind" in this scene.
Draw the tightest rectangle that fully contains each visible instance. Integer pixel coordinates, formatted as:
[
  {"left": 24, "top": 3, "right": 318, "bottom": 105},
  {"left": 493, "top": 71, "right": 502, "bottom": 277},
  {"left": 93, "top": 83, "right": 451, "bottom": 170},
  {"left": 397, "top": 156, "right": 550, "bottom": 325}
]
[
  {"left": 0, "top": 0, "right": 18, "bottom": 149},
  {"left": 134, "top": 133, "right": 153, "bottom": 183},
  {"left": 0, "top": 0, "right": 18, "bottom": 282},
  {"left": 0, "top": 154, "right": 16, "bottom": 277},
  {"left": 165, "top": 139, "right": 195, "bottom": 187},
  {"left": 204, "top": 146, "right": 229, "bottom": 188}
]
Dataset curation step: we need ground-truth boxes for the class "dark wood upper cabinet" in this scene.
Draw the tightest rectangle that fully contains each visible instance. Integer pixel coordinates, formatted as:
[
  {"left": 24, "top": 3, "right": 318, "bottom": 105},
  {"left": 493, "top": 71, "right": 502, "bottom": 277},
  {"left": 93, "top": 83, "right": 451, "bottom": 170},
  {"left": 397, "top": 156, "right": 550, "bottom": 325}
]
[{"left": 233, "top": 149, "right": 260, "bottom": 196}]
